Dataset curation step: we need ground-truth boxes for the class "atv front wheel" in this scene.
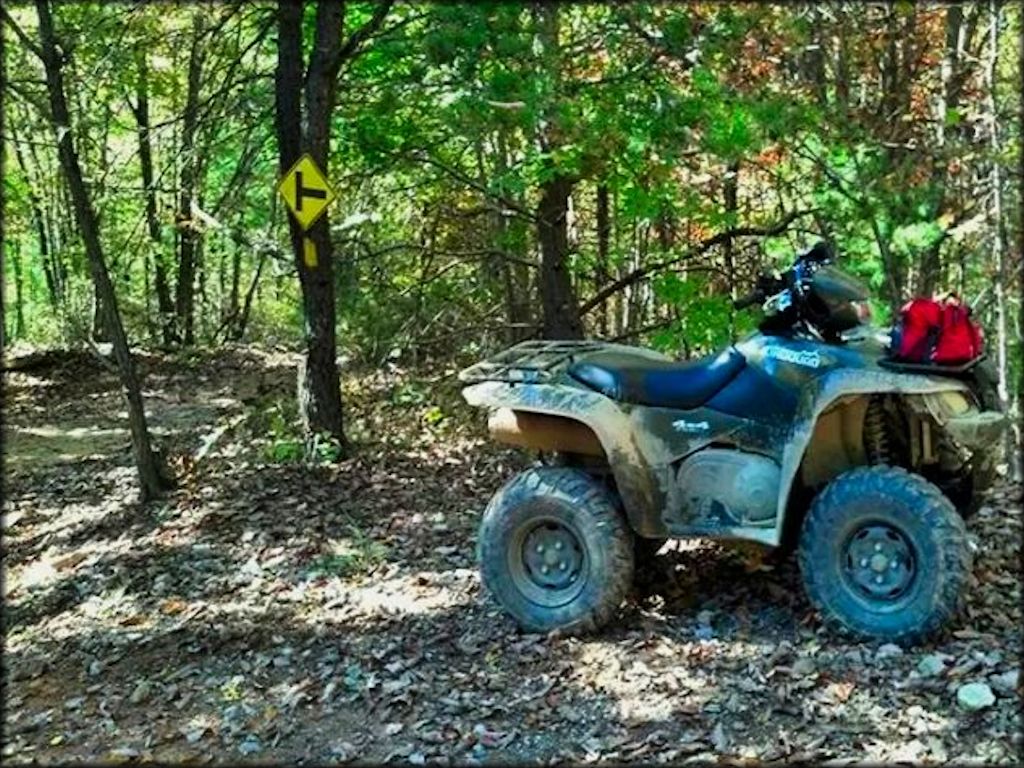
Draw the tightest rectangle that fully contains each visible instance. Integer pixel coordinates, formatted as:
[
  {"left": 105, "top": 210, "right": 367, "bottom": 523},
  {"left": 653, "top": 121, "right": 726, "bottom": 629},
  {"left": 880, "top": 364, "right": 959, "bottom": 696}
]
[
  {"left": 478, "top": 467, "right": 634, "bottom": 634},
  {"left": 798, "top": 466, "right": 971, "bottom": 645}
]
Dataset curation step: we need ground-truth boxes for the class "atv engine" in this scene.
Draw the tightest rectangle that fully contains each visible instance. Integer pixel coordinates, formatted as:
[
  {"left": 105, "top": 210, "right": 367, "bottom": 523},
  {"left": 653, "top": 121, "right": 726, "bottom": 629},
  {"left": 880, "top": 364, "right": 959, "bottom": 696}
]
[{"left": 670, "top": 449, "right": 781, "bottom": 528}]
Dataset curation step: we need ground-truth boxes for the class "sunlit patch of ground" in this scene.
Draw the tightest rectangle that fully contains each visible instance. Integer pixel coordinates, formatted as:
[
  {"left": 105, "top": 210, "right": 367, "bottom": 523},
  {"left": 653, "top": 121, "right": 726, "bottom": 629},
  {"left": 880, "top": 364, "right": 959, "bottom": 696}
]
[{"left": 4, "top": 424, "right": 129, "bottom": 470}]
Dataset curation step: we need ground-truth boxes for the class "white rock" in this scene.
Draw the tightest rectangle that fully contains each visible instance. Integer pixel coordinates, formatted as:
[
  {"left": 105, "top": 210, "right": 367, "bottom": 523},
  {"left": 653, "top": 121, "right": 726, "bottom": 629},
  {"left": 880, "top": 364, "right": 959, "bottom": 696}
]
[
  {"left": 791, "top": 657, "right": 816, "bottom": 677},
  {"left": 990, "top": 669, "right": 1019, "bottom": 695},
  {"left": 320, "top": 680, "right": 337, "bottom": 704},
  {"left": 889, "top": 738, "right": 925, "bottom": 763},
  {"left": 129, "top": 681, "right": 151, "bottom": 705},
  {"left": 329, "top": 741, "right": 357, "bottom": 762},
  {"left": 981, "top": 651, "right": 1003, "bottom": 667},
  {"left": 877, "top": 643, "right": 903, "bottom": 659},
  {"left": 957, "top": 682, "right": 996, "bottom": 711},
  {"left": 926, "top": 735, "right": 948, "bottom": 762},
  {"left": 917, "top": 654, "right": 947, "bottom": 678},
  {"left": 710, "top": 722, "right": 729, "bottom": 752},
  {"left": 237, "top": 736, "right": 262, "bottom": 755}
]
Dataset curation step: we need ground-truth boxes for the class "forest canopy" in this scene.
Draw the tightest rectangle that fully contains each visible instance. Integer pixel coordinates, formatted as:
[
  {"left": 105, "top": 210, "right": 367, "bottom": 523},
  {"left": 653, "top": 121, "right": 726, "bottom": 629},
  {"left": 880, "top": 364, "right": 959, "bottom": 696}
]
[{"left": 2, "top": 2, "right": 1021, "bottom": 473}]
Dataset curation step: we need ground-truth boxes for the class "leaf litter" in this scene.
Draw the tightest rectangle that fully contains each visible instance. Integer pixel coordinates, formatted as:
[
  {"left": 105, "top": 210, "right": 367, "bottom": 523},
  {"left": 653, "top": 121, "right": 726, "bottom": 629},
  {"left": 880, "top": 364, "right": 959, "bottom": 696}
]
[{"left": 2, "top": 346, "right": 1021, "bottom": 764}]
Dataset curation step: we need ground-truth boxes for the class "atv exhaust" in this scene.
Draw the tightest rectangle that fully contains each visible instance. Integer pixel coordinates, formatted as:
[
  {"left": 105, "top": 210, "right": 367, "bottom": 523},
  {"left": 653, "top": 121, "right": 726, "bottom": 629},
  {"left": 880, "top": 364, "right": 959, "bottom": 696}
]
[{"left": 487, "top": 408, "right": 605, "bottom": 457}]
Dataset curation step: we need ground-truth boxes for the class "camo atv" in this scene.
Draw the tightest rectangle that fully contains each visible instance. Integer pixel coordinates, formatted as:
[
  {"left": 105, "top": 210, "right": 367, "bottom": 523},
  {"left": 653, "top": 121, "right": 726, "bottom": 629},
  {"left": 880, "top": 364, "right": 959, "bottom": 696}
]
[{"left": 460, "top": 245, "right": 1005, "bottom": 645}]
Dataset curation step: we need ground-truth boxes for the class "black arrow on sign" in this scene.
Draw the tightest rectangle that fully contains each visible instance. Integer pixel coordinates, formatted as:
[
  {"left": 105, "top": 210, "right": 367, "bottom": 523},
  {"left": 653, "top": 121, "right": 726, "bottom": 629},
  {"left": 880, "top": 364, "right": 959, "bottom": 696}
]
[{"left": 294, "top": 170, "right": 327, "bottom": 212}]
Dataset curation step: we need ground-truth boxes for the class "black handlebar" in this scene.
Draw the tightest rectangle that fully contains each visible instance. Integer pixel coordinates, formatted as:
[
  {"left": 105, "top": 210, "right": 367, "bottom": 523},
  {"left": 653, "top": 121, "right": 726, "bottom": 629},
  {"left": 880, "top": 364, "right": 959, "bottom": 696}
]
[
  {"left": 802, "top": 241, "right": 834, "bottom": 264},
  {"left": 733, "top": 290, "right": 763, "bottom": 310},
  {"left": 732, "top": 242, "right": 834, "bottom": 312}
]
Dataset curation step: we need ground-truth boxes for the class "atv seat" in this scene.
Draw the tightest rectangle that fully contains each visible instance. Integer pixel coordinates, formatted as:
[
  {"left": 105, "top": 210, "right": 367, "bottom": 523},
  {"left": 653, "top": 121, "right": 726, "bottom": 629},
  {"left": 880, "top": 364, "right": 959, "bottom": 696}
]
[{"left": 568, "top": 347, "right": 746, "bottom": 410}]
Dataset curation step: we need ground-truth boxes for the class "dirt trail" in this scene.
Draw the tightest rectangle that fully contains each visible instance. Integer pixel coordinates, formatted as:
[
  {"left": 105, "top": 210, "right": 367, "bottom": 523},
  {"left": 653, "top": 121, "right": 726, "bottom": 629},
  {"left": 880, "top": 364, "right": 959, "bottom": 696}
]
[{"left": 3, "top": 347, "right": 1020, "bottom": 764}]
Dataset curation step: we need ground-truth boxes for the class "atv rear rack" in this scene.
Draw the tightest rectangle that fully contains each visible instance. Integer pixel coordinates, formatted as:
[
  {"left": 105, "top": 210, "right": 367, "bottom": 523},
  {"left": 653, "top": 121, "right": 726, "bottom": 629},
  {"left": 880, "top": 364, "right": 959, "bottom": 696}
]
[
  {"left": 458, "top": 340, "right": 606, "bottom": 384},
  {"left": 878, "top": 354, "right": 985, "bottom": 377}
]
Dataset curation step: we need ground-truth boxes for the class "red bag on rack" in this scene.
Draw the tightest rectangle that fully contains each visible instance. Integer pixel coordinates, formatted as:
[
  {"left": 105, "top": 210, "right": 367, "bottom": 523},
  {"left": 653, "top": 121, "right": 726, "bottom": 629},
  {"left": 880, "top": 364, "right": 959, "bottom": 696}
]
[
  {"left": 892, "top": 298, "right": 943, "bottom": 362},
  {"left": 932, "top": 298, "right": 984, "bottom": 364},
  {"left": 890, "top": 294, "right": 984, "bottom": 365}
]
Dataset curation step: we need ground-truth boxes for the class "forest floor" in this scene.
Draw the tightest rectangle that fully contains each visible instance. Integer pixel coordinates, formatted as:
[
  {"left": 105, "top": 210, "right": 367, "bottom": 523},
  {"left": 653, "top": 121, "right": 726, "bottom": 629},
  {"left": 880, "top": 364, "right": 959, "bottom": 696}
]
[{"left": 2, "top": 345, "right": 1021, "bottom": 765}]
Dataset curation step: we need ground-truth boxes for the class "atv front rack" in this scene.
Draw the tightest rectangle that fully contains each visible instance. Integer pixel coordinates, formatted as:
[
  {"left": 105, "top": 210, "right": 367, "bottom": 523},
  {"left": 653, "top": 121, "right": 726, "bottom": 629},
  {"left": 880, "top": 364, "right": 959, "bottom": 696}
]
[{"left": 458, "top": 340, "right": 607, "bottom": 384}]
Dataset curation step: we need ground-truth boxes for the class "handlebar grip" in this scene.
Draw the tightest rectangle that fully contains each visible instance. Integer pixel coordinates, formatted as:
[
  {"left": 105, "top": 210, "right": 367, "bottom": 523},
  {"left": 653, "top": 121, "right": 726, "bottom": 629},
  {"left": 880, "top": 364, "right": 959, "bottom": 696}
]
[{"left": 733, "top": 291, "right": 762, "bottom": 310}]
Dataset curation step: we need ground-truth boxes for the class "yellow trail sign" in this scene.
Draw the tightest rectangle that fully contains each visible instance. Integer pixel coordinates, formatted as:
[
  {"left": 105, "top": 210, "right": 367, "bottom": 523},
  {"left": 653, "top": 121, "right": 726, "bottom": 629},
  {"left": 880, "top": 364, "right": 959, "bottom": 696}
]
[{"left": 277, "top": 154, "right": 337, "bottom": 231}]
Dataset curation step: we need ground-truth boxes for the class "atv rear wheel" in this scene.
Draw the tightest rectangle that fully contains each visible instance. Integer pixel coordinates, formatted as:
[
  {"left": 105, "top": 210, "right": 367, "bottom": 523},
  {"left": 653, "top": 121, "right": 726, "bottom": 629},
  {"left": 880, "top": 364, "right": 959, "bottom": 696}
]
[
  {"left": 478, "top": 467, "right": 634, "bottom": 634},
  {"left": 798, "top": 466, "right": 971, "bottom": 645}
]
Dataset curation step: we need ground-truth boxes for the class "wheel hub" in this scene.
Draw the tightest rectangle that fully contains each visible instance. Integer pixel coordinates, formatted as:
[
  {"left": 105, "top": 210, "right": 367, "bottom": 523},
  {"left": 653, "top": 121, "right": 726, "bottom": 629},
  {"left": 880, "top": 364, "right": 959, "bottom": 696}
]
[
  {"left": 521, "top": 522, "right": 584, "bottom": 591},
  {"left": 843, "top": 523, "right": 916, "bottom": 600}
]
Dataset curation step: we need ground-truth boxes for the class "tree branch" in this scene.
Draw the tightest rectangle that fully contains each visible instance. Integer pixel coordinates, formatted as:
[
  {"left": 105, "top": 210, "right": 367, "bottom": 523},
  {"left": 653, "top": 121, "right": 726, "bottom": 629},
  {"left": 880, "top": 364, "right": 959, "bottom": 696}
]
[
  {"left": 1, "top": 6, "right": 44, "bottom": 60},
  {"left": 3, "top": 79, "right": 52, "bottom": 118},
  {"left": 408, "top": 149, "right": 539, "bottom": 223},
  {"left": 333, "top": 0, "right": 394, "bottom": 71},
  {"left": 579, "top": 209, "right": 810, "bottom": 316}
]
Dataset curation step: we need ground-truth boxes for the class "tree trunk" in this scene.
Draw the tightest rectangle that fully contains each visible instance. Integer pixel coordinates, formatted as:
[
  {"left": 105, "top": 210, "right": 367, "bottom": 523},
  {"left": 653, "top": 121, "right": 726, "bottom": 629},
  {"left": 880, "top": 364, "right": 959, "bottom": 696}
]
[
  {"left": 595, "top": 183, "right": 611, "bottom": 337},
  {"left": 195, "top": 185, "right": 208, "bottom": 339},
  {"left": 537, "top": 176, "right": 583, "bottom": 339},
  {"left": 274, "top": 0, "right": 345, "bottom": 443},
  {"left": 917, "top": 5, "right": 967, "bottom": 297},
  {"left": 723, "top": 160, "right": 740, "bottom": 336},
  {"left": 834, "top": 9, "right": 850, "bottom": 115},
  {"left": 48, "top": 147, "right": 71, "bottom": 303},
  {"left": 132, "top": 46, "right": 177, "bottom": 346},
  {"left": 10, "top": 240, "right": 26, "bottom": 338},
  {"left": 11, "top": 138, "right": 59, "bottom": 312},
  {"left": 500, "top": 128, "right": 532, "bottom": 341},
  {"left": 626, "top": 219, "right": 649, "bottom": 333},
  {"left": 492, "top": 128, "right": 528, "bottom": 343},
  {"left": 612, "top": 187, "right": 626, "bottom": 337},
  {"left": 985, "top": 0, "right": 1017, "bottom": 478},
  {"left": 175, "top": 14, "right": 204, "bottom": 346},
  {"left": 234, "top": 249, "right": 266, "bottom": 341},
  {"left": 227, "top": 242, "right": 242, "bottom": 332},
  {"left": 35, "top": 0, "right": 169, "bottom": 499},
  {"left": 534, "top": 4, "right": 583, "bottom": 340},
  {"left": 92, "top": 282, "right": 113, "bottom": 342},
  {"left": 805, "top": 6, "right": 828, "bottom": 106},
  {"left": 936, "top": 6, "right": 963, "bottom": 147}
]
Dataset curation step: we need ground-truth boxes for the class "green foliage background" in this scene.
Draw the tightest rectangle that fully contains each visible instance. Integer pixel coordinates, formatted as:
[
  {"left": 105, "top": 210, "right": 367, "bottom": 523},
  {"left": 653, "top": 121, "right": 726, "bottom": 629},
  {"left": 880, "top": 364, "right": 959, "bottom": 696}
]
[{"left": 2, "top": 3, "right": 1020, "bottom": 404}]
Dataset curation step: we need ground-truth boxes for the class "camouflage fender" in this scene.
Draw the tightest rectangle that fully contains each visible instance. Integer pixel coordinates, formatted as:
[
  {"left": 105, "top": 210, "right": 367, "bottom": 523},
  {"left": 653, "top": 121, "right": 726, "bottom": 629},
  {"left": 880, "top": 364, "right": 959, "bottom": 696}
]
[
  {"left": 462, "top": 381, "right": 663, "bottom": 535},
  {"left": 774, "top": 368, "right": 973, "bottom": 544}
]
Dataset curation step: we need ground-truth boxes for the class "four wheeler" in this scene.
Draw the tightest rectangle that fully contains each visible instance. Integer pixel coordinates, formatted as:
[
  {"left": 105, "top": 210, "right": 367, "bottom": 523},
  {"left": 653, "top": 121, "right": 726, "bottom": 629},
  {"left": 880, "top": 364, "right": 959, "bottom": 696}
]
[{"left": 459, "top": 243, "right": 1006, "bottom": 644}]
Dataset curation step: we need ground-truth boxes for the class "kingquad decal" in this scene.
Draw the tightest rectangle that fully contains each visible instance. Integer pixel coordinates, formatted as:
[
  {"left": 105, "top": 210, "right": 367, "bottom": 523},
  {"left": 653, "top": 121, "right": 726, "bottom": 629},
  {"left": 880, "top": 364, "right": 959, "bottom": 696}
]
[
  {"left": 764, "top": 345, "right": 821, "bottom": 368},
  {"left": 672, "top": 419, "right": 710, "bottom": 433}
]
